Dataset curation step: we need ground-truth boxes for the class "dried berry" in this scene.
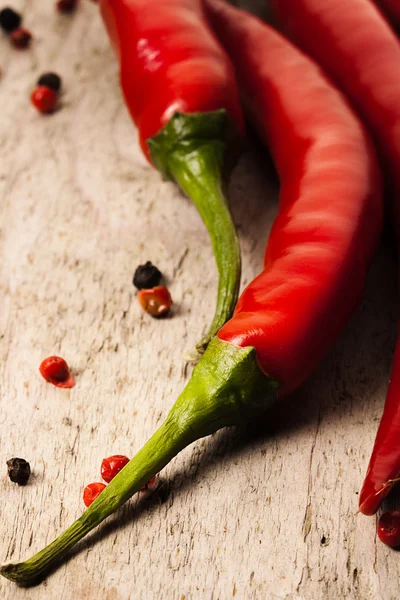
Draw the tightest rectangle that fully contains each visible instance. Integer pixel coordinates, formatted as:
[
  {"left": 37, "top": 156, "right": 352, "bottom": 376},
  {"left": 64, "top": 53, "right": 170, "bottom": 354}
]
[
  {"left": 10, "top": 27, "right": 31, "bottom": 49},
  {"left": 0, "top": 7, "right": 21, "bottom": 33},
  {"left": 7, "top": 458, "right": 31, "bottom": 485},
  {"left": 140, "top": 475, "right": 158, "bottom": 491},
  {"left": 83, "top": 482, "right": 106, "bottom": 507},
  {"left": 56, "top": 0, "right": 78, "bottom": 13},
  {"left": 138, "top": 285, "right": 172, "bottom": 317},
  {"left": 31, "top": 86, "right": 58, "bottom": 114},
  {"left": 101, "top": 455, "right": 130, "bottom": 483},
  {"left": 39, "top": 356, "right": 75, "bottom": 388},
  {"left": 37, "top": 72, "right": 61, "bottom": 93},
  {"left": 133, "top": 261, "right": 162, "bottom": 290}
]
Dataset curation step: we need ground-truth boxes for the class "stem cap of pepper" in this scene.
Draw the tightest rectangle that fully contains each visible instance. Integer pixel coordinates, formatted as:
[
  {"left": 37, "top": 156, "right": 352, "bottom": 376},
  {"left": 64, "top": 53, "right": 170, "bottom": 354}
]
[{"left": 148, "top": 110, "right": 241, "bottom": 356}]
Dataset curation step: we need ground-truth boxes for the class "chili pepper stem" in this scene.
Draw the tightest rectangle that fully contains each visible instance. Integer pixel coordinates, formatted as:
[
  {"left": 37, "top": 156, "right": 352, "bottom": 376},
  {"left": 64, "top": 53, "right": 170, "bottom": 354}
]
[
  {"left": 170, "top": 141, "right": 241, "bottom": 358},
  {"left": 148, "top": 111, "right": 241, "bottom": 360},
  {"left": 0, "top": 338, "right": 277, "bottom": 586}
]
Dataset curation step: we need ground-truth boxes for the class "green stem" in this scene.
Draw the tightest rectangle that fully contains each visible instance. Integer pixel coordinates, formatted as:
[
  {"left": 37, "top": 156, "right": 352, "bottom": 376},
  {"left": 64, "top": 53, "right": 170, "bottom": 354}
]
[
  {"left": 148, "top": 111, "right": 241, "bottom": 359},
  {"left": 0, "top": 338, "right": 277, "bottom": 586},
  {"left": 169, "top": 144, "right": 241, "bottom": 357}
]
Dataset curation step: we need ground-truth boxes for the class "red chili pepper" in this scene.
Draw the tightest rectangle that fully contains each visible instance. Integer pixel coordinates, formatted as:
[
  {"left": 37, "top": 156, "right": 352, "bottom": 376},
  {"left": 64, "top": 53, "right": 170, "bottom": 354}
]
[
  {"left": 99, "top": 0, "right": 244, "bottom": 159},
  {"left": 101, "top": 455, "right": 130, "bottom": 483},
  {"left": 31, "top": 86, "right": 58, "bottom": 114},
  {"left": 267, "top": 0, "right": 400, "bottom": 516},
  {"left": 374, "top": 0, "right": 400, "bottom": 31},
  {"left": 83, "top": 483, "right": 107, "bottom": 507},
  {"left": 206, "top": 0, "right": 382, "bottom": 396},
  {"left": 377, "top": 511, "right": 400, "bottom": 548},
  {"left": 99, "top": 0, "right": 244, "bottom": 356},
  {"left": 137, "top": 286, "right": 172, "bottom": 318},
  {"left": 39, "top": 356, "right": 75, "bottom": 388},
  {"left": 1, "top": 3, "right": 382, "bottom": 585}
]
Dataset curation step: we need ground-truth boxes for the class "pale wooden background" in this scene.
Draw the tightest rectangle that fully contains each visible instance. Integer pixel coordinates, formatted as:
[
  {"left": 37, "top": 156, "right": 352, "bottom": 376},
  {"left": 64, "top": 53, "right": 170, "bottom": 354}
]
[{"left": 1, "top": 1, "right": 400, "bottom": 598}]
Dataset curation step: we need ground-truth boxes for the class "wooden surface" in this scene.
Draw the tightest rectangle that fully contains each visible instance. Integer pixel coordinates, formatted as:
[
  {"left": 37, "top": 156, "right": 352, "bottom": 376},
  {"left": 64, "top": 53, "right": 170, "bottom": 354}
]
[{"left": 1, "top": 2, "right": 400, "bottom": 598}]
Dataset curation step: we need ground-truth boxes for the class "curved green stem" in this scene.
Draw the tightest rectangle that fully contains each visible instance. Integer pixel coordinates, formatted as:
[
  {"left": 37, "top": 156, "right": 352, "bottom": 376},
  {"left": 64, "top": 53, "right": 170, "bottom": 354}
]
[
  {"left": 148, "top": 111, "right": 241, "bottom": 359},
  {"left": 0, "top": 338, "right": 277, "bottom": 586}
]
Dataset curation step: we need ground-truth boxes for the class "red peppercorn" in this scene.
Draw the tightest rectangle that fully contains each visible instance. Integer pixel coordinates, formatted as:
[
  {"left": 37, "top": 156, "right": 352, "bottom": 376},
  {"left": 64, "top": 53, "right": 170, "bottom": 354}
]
[
  {"left": 377, "top": 511, "right": 400, "bottom": 548},
  {"left": 39, "top": 356, "right": 75, "bottom": 388},
  {"left": 56, "top": 0, "right": 78, "bottom": 13},
  {"left": 83, "top": 482, "right": 106, "bottom": 507},
  {"left": 31, "top": 86, "right": 58, "bottom": 114},
  {"left": 140, "top": 475, "right": 158, "bottom": 491},
  {"left": 101, "top": 455, "right": 130, "bottom": 483},
  {"left": 10, "top": 27, "right": 32, "bottom": 49},
  {"left": 138, "top": 285, "right": 172, "bottom": 317}
]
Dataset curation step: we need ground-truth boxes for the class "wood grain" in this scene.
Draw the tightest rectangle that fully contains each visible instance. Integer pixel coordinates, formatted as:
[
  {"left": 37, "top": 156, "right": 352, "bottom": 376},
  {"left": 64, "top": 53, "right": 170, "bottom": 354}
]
[{"left": 0, "top": 1, "right": 399, "bottom": 598}]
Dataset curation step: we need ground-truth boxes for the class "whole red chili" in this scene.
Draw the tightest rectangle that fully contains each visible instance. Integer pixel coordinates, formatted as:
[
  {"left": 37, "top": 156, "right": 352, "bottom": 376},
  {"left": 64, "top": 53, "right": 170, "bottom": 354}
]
[
  {"left": 206, "top": 0, "right": 382, "bottom": 395},
  {"left": 99, "top": 0, "right": 244, "bottom": 356},
  {"left": 0, "top": 2, "right": 382, "bottom": 584},
  {"left": 83, "top": 483, "right": 106, "bottom": 507},
  {"left": 138, "top": 286, "right": 172, "bottom": 318},
  {"left": 39, "top": 356, "right": 74, "bottom": 388},
  {"left": 377, "top": 511, "right": 400, "bottom": 548},
  {"left": 101, "top": 455, "right": 130, "bottom": 483},
  {"left": 31, "top": 86, "right": 58, "bottom": 115},
  {"left": 10, "top": 27, "right": 31, "bottom": 49},
  {"left": 267, "top": 0, "right": 400, "bottom": 516}
]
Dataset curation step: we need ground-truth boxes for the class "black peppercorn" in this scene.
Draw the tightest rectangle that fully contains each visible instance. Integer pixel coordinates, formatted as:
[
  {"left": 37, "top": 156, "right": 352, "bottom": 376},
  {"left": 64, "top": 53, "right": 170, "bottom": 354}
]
[
  {"left": 133, "top": 261, "right": 162, "bottom": 290},
  {"left": 0, "top": 7, "right": 21, "bottom": 33},
  {"left": 37, "top": 72, "right": 62, "bottom": 93},
  {"left": 7, "top": 457, "right": 31, "bottom": 485}
]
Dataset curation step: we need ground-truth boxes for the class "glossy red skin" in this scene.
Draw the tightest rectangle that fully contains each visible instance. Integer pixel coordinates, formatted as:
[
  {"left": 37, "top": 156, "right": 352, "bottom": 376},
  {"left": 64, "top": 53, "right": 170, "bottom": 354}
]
[
  {"left": 101, "top": 455, "right": 130, "bottom": 483},
  {"left": 377, "top": 511, "right": 400, "bottom": 548},
  {"left": 39, "top": 356, "right": 75, "bottom": 388},
  {"left": 204, "top": 0, "right": 382, "bottom": 396},
  {"left": 374, "top": 0, "right": 400, "bottom": 30},
  {"left": 360, "top": 343, "right": 400, "bottom": 514},
  {"left": 268, "top": 0, "right": 400, "bottom": 517},
  {"left": 98, "top": 0, "right": 244, "bottom": 162},
  {"left": 83, "top": 483, "right": 107, "bottom": 507}
]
